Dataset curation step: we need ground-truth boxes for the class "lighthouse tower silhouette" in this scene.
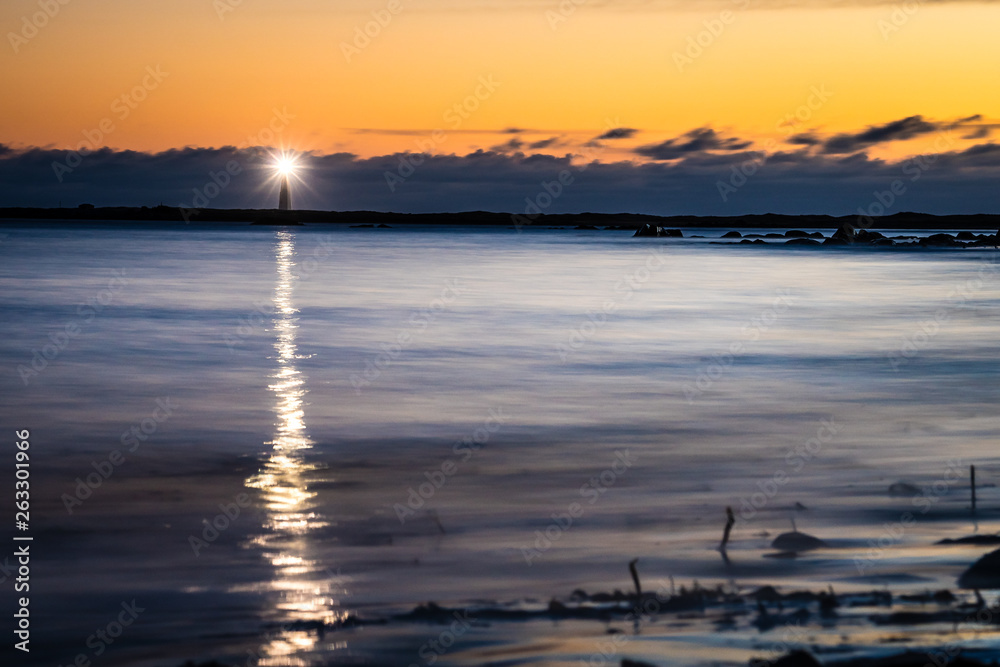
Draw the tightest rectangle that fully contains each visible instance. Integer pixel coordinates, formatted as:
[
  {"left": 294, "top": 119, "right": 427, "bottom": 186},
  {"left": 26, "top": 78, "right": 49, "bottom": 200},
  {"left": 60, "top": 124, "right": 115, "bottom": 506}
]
[{"left": 278, "top": 173, "right": 291, "bottom": 211}]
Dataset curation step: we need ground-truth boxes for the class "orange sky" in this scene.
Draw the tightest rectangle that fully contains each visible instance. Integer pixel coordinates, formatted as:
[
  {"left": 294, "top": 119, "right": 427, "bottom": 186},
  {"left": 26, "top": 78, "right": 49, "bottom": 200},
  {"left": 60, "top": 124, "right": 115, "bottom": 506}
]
[{"left": 1, "top": 0, "right": 997, "bottom": 161}]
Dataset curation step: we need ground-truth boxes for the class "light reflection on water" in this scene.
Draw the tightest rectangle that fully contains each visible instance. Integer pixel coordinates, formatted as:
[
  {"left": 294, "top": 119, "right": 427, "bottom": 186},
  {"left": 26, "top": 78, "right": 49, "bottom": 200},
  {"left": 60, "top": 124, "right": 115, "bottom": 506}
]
[{"left": 243, "top": 231, "right": 345, "bottom": 664}]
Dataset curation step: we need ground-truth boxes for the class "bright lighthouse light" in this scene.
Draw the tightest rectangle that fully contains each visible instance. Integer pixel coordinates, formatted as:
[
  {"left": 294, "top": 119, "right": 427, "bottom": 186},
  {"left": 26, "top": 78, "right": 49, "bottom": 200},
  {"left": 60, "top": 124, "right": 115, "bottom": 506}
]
[
  {"left": 276, "top": 157, "right": 296, "bottom": 176},
  {"left": 271, "top": 153, "right": 299, "bottom": 211}
]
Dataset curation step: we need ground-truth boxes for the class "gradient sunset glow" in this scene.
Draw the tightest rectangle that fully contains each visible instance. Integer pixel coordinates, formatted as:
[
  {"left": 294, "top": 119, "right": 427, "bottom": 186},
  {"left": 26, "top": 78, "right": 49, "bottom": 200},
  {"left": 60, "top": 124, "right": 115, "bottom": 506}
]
[{"left": 1, "top": 0, "right": 998, "bottom": 213}]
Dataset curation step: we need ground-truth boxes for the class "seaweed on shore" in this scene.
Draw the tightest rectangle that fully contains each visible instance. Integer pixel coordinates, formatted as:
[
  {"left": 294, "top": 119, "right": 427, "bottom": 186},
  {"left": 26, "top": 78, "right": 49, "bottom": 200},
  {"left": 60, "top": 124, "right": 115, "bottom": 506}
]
[{"left": 747, "top": 650, "right": 991, "bottom": 667}]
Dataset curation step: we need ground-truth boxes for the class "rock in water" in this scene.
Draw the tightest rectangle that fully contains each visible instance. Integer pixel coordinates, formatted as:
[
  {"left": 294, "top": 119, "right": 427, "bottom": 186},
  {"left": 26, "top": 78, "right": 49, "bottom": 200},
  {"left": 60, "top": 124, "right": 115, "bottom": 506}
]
[
  {"left": 823, "top": 227, "right": 854, "bottom": 245},
  {"left": 633, "top": 224, "right": 683, "bottom": 238},
  {"left": 939, "top": 534, "right": 1000, "bottom": 546},
  {"left": 888, "top": 481, "right": 921, "bottom": 497},
  {"left": 958, "top": 547, "right": 1000, "bottom": 589},
  {"left": 771, "top": 531, "right": 827, "bottom": 552},
  {"left": 920, "top": 233, "right": 960, "bottom": 247},
  {"left": 855, "top": 229, "right": 886, "bottom": 243},
  {"left": 750, "top": 650, "right": 821, "bottom": 667}
]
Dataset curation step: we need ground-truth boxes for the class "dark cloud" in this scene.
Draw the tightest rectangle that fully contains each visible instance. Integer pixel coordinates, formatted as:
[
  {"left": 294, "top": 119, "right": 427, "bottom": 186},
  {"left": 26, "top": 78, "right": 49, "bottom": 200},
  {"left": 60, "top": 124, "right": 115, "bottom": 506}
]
[
  {"left": 964, "top": 127, "right": 992, "bottom": 140},
  {"left": 528, "top": 137, "right": 560, "bottom": 149},
  {"left": 787, "top": 133, "right": 822, "bottom": 146},
  {"left": 823, "top": 115, "right": 941, "bottom": 154},
  {"left": 418, "top": 1, "right": 996, "bottom": 9},
  {"left": 2, "top": 140, "right": 1000, "bottom": 216},
  {"left": 595, "top": 127, "right": 638, "bottom": 141},
  {"left": 948, "top": 142, "right": 1000, "bottom": 162},
  {"left": 491, "top": 137, "right": 524, "bottom": 152},
  {"left": 635, "top": 128, "right": 753, "bottom": 160}
]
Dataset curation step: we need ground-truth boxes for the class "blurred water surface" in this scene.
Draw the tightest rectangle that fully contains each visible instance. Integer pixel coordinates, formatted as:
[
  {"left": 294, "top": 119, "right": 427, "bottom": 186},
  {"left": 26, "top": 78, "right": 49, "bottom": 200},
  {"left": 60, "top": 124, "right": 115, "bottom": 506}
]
[{"left": 2, "top": 222, "right": 999, "bottom": 666}]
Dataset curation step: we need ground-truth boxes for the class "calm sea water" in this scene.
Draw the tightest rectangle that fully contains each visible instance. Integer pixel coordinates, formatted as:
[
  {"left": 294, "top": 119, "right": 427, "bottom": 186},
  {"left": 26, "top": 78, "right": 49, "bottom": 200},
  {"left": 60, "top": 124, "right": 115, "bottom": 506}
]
[{"left": 2, "top": 222, "right": 1000, "bottom": 666}]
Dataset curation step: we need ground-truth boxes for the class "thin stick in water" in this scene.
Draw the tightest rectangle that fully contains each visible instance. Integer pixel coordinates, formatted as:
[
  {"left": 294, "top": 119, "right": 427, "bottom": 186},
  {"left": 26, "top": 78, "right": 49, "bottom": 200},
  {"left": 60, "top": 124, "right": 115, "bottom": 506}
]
[
  {"left": 971, "top": 465, "right": 977, "bottom": 513},
  {"left": 720, "top": 506, "right": 735, "bottom": 551},
  {"left": 628, "top": 558, "right": 642, "bottom": 599}
]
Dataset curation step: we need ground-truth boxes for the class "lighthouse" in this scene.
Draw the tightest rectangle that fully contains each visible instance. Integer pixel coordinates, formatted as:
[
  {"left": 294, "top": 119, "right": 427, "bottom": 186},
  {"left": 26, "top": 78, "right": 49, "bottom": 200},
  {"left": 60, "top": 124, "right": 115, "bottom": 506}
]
[
  {"left": 275, "top": 155, "right": 296, "bottom": 211},
  {"left": 278, "top": 173, "right": 291, "bottom": 211}
]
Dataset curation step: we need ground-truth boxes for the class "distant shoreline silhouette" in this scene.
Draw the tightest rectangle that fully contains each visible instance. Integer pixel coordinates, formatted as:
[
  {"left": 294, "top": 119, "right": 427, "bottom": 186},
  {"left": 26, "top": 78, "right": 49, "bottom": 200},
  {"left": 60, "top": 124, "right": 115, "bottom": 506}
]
[{"left": 3, "top": 206, "right": 1000, "bottom": 230}]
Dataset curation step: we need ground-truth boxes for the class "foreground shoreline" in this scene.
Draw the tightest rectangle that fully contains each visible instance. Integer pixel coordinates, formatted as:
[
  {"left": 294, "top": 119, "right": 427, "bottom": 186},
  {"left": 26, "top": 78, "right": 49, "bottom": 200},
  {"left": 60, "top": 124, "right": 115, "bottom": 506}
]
[
  {"left": 3, "top": 207, "right": 1000, "bottom": 230},
  {"left": 163, "top": 578, "right": 1000, "bottom": 667}
]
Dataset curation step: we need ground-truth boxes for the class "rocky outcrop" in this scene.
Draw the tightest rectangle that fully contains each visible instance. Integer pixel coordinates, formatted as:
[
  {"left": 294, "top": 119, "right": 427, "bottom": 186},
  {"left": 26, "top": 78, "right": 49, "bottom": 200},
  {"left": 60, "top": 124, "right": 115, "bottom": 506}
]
[
  {"left": 824, "top": 227, "right": 855, "bottom": 245},
  {"left": 855, "top": 229, "right": 886, "bottom": 243},
  {"left": 822, "top": 228, "right": 900, "bottom": 246},
  {"left": 752, "top": 651, "right": 990, "bottom": 667},
  {"left": 633, "top": 224, "right": 683, "bottom": 238},
  {"left": 958, "top": 547, "right": 1000, "bottom": 589},
  {"left": 920, "top": 233, "right": 961, "bottom": 247},
  {"left": 750, "top": 651, "right": 822, "bottom": 667},
  {"left": 771, "top": 531, "right": 827, "bottom": 552}
]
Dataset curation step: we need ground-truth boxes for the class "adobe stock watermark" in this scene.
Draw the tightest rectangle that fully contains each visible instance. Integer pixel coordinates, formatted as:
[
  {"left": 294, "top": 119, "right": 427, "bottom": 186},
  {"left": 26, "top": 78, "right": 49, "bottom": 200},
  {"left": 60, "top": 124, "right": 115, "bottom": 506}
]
[
  {"left": 17, "top": 269, "right": 129, "bottom": 386},
  {"left": 925, "top": 597, "right": 1000, "bottom": 667},
  {"left": 341, "top": 0, "right": 404, "bottom": 63},
  {"left": 878, "top": 0, "right": 924, "bottom": 40},
  {"left": 393, "top": 408, "right": 508, "bottom": 523},
  {"left": 385, "top": 75, "right": 501, "bottom": 191},
  {"left": 54, "top": 600, "right": 145, "bottom": 667},
  {"left": 546, "top": 0, "right": 588, "bottom": 31},
  {"left": 349, "top": 278, "right": 466, "bottom": 393},
  {"left": 556, "top": 248, "right": 668, "bottom": 361},
  {"left": 188, "top": 492, "right": 252, "bottom": 556},
  {"left": 61, "top": 399, "right": 177, "bottom": 514},
  {"left": 886, "top": 254, "right": 999, "bottom": 371},
  {"left": 734, "top": 418, "right": 841, "bottom": 525},
  {"left": 223, "top": 299, "right": 274, "bottom": 352},
  {"left": 8, "top": 0, "right": 73, "bottom": 54},
  {"left": 180, "top": 160, "right": 243, "bottom": 220},
  {"left": 673, "top": 0, "right": 752, "bottom": 72},
  {"left": 717, "top": 85, "right": 834, "bottom": 202},
  {"left": 240, "top": 566, "right": 346, "bottom": 666},
  {"left": 52, "top": 66, "right": 170, "bottom": 182},
  {"left": 682, "top": 289, "right": 794, "bottom": 403},
  {"left": 214, "top": 0, "right": 245, "bottom": 21},
  {"left": 510, "top": 116, "right": 621, "bottom": 231},
  {"left": 179, "top": 107, "right": 295, "bottom": 222},
  {"left": 520, "top": 449, "right": 636, "bottom": 565},
  {"left": 224, "top": 236, "right": 341, "bottom": 351},
  {"left": 581, "top": 580, "right": 679, "bottom": 666},
  {"left": 854, "top": 459, "right": 964, "bottom": 574},
  {"left": 237, "top": 107, "right": 297, "bottom": 156},
  {"left": 408, "top": 610, "right": 475, "bottom": 667},
  {"left": 855, "top": 131, "right": 956, "bottom": 227},
  {"left": 748, "top": 619, "right": 811, "bottom": 667}
]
